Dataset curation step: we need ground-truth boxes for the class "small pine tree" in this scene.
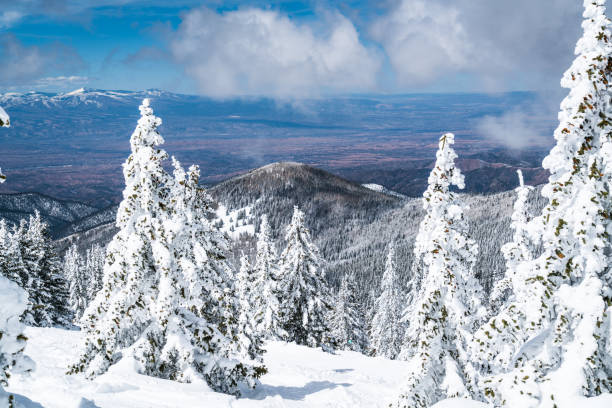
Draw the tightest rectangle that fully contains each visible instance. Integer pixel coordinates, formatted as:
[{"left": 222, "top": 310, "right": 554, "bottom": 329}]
[
  {"left": 18, "top": 212, "right": 71, "bottom": 327},
  {"left": 63, "top": 244, "right": 89, "bottom": 321},
  {"left": 84, "top": 244, "right": 105, "bottom": 302},
  {"left": 392, "top": 133, "right": 485, "bottom": 408},
  {"left": 252, "top": 215, "right": 284, "bottom": 339},
  {"left": 473, "top": 2, "right": 612, "bottom": 405},
  {"left": 331, "top": 272, "right": 367, "bottom": 352},
  {"left": 278, "top": 206, "right": 334, "bottom": 348},
  {"left": 369, "top": 243, "right": 403, "bottom": 359},
  {"left": 488, "top": 170, "right": 534, "bottom": 314}
]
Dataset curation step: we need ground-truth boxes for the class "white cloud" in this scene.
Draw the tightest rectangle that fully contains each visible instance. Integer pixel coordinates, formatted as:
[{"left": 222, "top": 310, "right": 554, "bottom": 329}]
[
  {"left": 371, "top": 0, "right": 583, "bottom": 91},
  {"left": 35, "top": 75, "right": 89, "bottom": 88},
  {"left": 0, "top": 11, "right": 23, "bottom": 28},
  {"left": 170, "top": 7, "right": 381, "bottom": 98}
]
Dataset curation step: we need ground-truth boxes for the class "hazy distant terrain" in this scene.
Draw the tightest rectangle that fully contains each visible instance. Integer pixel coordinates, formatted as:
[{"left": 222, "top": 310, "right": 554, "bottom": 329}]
[{"left": 0, "top": 89, "right": 553, "bottom": 207}]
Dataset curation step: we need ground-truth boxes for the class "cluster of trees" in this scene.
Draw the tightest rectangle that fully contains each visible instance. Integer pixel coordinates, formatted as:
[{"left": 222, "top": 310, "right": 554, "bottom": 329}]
[
  {"left": 0, "top": 214, "right": 71, "bottom": 327},
  {"left": 378, "top": 2, "right": 612, "bottom": 406},
  {"left": 1, "top": 1, "right": 611, "bottom": 405},
  {"left": 62, "top": 244, "right": 105, "bottom": 320}
]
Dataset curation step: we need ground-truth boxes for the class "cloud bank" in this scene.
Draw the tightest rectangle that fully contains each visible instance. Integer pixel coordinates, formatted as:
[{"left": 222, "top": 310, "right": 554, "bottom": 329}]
[
  {"left": 170, "top": 8, "right": 381, "bottom": 98},
  {"left": 371, "top": 0, "right": 582, "bottom": 91}
]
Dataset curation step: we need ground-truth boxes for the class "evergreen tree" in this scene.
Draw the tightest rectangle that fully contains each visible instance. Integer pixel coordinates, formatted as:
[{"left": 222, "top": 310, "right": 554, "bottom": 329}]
[
  {"left": 331, "top": 272, "right": 367, "bottom": 352},
  {"left": 278, "top": 206, "right": 333, "bottom": 348},
  {"left": 252, "top": 215, "right": 284, "bottom": 339},
  {"left": 84, "top": 244, "right": 105, "bottom": 302},
  {"left": 369, "top": 243, "right": 403, "bottom": 359},
  {"left": 392, "top": 133, "right": 484, "bottom": 408},
  {"left": 236, "top": 254, "right": 265, "bottom": 361},
  {"left": 488, "top": 170, "right": 534, "bottom": 314},
  {"left": 63, "top": 244, "right": 89, "bottom": 321},
  {"left": 69, "top": 100, "right": 264, "bottom": 395},
  {"left": 473, "top": 2, "right": 612, "bottom": 405},
  {"left": 18, "top": 212, "right": 71, "bottom": 327}
]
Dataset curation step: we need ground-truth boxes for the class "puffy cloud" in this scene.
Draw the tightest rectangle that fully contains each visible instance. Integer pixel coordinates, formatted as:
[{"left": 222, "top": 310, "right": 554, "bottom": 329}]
[
  {"left": 0, "top": 34, "right": 86, "bottom": 88},
  {"left": 371, "top": 0, "right": 583, "bottom": 91},
  {"left": 170, "top": 7, "right": 382, "bottom": 98}
]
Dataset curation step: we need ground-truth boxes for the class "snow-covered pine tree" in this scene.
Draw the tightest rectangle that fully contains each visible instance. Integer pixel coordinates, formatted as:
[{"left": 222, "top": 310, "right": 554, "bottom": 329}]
[
  {"left": 392, "top": 133, "right": 484, "bottom": 408},
  {"left": 236, "top": 254, "right": 264, "bottom": 361},
  {"left": 84, "top": 244, "right": 105, "bottom": 303},
  {"left": 70, "top": 101, "right": 264, "bottom": 395},
  {"left": 0, "top": 275, "right": 34, "bottom": 407},
  {"left": 70, "top": 98, "right": 176, "bottom": 379},
  {"left": 63, "top": 244, "right": 89, "bottom": 321},
  {"left": 252, "top": 215, "right": 284, "bottom": 339},
  {"left": 369, "top": 243, "right": 403, "bottom": 359},
  {"left": 0, "top": 104, "right": 9, "bottom": 183},
  {"left": 278, "top": 206, "right": 334, "bottom": 348},
  {"left": 473, "top": 2, "right": 612, "bottom": 405},
  {"left": 331, "top": 272, "right": 367, "bottom": 352},
  {"left": 488, "top": 170, "right": 534, "bottom": 315},
  {"left": 20, "top": 212, "right": 71, "bottom": 327}
]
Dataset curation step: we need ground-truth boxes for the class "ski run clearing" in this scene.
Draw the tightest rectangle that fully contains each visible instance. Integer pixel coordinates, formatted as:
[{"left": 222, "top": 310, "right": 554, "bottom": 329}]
[{"left": 5, "top": 327, "right": 611, "bottom": 408}]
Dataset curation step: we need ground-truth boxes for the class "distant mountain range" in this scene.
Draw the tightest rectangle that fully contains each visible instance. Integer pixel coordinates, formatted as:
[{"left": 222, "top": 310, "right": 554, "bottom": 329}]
[{"left": 0, "top": 88, "right": 553, "bottom": 207}]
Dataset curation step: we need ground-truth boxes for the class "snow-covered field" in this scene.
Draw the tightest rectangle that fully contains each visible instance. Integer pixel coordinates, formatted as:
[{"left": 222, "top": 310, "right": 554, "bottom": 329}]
[
  {"left": 7, "top": 327, "right": 409, "bottom": 408},
  {"left": 7, "top": 328, "right": 612, "bottom": 408}
]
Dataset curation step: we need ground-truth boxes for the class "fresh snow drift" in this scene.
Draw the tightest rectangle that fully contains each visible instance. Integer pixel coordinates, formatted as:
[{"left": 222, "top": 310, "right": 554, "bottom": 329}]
[{"left": 7, "top": 326, "right": 410, "bottom": 408}]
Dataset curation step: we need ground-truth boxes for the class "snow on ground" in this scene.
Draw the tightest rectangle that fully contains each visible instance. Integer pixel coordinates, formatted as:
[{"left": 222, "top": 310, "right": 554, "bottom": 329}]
[
  {"left": 361, "top": 184, "right": 406, "bottom": 200},
  {"left": 7, "top": 327, "right": 612, "bottom": 408},
  {"left": 6, "top": 327, "right": 408, "bottom": 408},
  {"left": 215, "top": 203, "right": 255, "bottom": 239}
]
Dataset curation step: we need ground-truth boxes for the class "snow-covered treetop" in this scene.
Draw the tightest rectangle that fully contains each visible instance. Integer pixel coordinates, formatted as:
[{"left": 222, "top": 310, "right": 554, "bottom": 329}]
[
  {"left": 414, "top": 133, "right": 466, "bottom": 258},
  {"left": 0, "top": 106, "right": 9, "bottom": 128},
  {"left": 116, "top": 98, "right": 170, "bottom": 227}
]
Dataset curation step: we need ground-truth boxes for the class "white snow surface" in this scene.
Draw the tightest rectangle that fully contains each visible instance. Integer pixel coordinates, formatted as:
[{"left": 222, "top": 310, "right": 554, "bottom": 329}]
[
  {"left": 0, "top": 105, "right": 9, "bottom": 127},
  {"left": 7, "top": 327, "right": 409, "bottom": 408},
  {"left": 361, "top": 183, "right": 406, "bottom": 199},
  {"left": 215, "top": 204, "right": 255, "bottom": 239}
]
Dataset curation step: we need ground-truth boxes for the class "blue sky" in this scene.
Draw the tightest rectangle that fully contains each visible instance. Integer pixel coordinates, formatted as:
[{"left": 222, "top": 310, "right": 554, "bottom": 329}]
[{"left": 0, "top": 0, "right": 584, "bottom": 97}]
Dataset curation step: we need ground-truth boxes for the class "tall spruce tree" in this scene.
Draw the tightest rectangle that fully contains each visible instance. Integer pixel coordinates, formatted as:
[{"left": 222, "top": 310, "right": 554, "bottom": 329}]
[
  {"left": 84, "top": 244, "right": 105, "bottom": 303},
  {"left": 369, "top": 243, "right": 403, "bottom": 359},
  {"left": 278, "top": 206, "right": 333, "bottom": 348},
  {"left": 331, "top": 272, "right": 367, "bottom": 352},
  {"left": 252, "top": 215, "right": 284, "bottom": 339},
  {"left": 69, "top": 100, "right": 264, "bottom": 395},
  {"left": 488, "top": 170, "right": 534, "bottom": 315},
  {"left": 472, "top": 2, "right": 612, "bottom": 405},
  {"left": 392, "top": 133, "right": 484, "bottom": 408},
  {"left": 63, "top": 244, "right": 89, "bottom": 321}
]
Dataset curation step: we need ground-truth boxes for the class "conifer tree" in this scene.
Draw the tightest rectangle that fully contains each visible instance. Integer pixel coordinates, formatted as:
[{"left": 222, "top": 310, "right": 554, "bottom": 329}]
[
  {"left": 278, "top": 206, "right": 333, "bottom": 348},
  {"left": 70, "top": 100, "right": 264, "bottom": 395},
  {"left": 84, "top": 244, "right": 105, "bottom": 302},
  {"left": 369, "top": 243, "right": 403, "bottom": 359},
  {"left": 63, "top": 244, "right": 89, "bottom": 321},
  {"left": 392, "top": 133, "right": 484, "bottom": 408},
  {"left": 488, "top": 170, "right": 534, "bottom": 314},
  {"left": 252, "top": 215, "right": 284, "bottom": 339},
  {"left": 473, "top": 2, "right": 612, "bottom": 405},
  {"left": 236, "top": 254, "right": 264, "bottom": 361},
  {"left": 19, "top": 212, "right": 71, "bottom": 327},
  {"left": 331, "top": 272, "right": 367, "bottom": 352}
]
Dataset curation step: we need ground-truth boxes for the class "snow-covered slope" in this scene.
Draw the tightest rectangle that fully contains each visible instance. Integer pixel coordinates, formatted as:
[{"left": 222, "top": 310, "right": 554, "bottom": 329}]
[
  {"left": 7, "top": 327, "right": 612, "bottom": 408},
  {"left": 7, "top": 327, "right": 408, "bottom": 408},
  {"left": 361, "top": 183, "right": 407, "bottom": 199}
]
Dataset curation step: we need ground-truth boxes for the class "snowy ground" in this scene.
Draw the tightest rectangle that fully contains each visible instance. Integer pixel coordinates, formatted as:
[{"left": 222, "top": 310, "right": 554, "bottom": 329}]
[
  {"left": 7, "top": 327, "right": 409, "bottom": 408},
  {"left": 8, "top": 327, "right": 612, "bottom": 408}
]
